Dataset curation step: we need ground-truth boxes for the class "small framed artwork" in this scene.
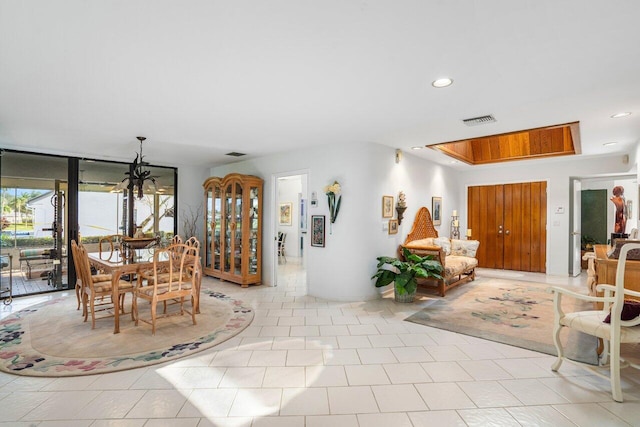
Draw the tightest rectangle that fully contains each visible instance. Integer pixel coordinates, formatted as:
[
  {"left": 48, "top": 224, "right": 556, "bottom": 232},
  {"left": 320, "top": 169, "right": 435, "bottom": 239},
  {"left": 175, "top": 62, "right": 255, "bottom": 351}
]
[
  {"left": 311, "top": 215, "right": 325, "bottom": 247},
  {"left": 389, "top": 219, "right": 398, "bottom": 235},
  {"left": 382, "top": 195, "right": 394, "bottom": 218},
  {"left": 432, "top": 197, "right": 442, "bottom": 226},
  {"left": 279, "top": 202, "right": 292, "bottom": 225}
]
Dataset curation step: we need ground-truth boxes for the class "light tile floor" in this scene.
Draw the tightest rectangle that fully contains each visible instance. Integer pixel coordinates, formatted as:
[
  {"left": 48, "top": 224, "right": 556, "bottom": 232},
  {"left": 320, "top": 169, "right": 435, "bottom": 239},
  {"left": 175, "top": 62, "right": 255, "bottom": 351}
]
[{"left": 1, "top": 261, "right": 640, "bottom": 426}]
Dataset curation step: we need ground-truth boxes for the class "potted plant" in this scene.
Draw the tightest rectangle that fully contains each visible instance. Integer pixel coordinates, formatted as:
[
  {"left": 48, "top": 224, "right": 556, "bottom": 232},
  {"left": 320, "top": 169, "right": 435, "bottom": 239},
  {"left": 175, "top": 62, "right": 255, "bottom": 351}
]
[{"left": 372, "top": 247, "right": 443, "bottom": 302}]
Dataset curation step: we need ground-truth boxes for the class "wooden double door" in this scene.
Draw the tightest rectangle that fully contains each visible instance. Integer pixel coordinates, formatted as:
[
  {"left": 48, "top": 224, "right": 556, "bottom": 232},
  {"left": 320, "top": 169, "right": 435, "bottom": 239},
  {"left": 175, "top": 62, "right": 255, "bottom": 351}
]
[{"left": 468, "top": 182, "right": 547, "bottom": 272}]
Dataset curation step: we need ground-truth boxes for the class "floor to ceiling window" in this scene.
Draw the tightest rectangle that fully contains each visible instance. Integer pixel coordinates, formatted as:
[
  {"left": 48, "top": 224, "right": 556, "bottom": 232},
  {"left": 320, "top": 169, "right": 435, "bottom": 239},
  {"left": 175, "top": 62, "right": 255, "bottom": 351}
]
[
  {"left": 1, "top": 149, "right": 177, "bottom": 299},
  {"left": 1, "top": 151, "right": 69, "bottom": 296}
]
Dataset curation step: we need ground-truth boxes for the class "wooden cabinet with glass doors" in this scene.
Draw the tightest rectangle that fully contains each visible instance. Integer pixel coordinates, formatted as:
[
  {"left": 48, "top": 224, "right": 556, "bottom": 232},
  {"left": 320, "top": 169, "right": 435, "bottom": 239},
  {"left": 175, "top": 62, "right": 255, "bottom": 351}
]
[{"left": 203, "top": 173, "right": 263, "bottom": 287}]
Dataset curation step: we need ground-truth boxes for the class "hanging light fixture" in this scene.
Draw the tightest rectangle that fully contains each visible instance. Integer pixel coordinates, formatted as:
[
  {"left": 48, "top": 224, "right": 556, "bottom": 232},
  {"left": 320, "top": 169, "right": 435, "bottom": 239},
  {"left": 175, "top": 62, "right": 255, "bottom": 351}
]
[{"left": 118, "top": 136, "right": 157, "bottom": 199}]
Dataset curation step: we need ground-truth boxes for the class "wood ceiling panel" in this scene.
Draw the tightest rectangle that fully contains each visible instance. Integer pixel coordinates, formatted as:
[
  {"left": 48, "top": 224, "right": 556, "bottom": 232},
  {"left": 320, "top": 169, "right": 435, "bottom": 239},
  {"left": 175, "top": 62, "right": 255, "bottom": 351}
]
[{"left": 430, "top": 121, "right": 580, "bottom": 165}]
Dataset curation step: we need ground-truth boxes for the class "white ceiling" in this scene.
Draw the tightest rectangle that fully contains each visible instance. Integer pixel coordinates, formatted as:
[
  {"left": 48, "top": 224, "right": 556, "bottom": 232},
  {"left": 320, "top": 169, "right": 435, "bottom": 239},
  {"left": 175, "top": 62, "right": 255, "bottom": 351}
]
[{"left": 1, "top": 1, "right": 639, "bottom": 169}]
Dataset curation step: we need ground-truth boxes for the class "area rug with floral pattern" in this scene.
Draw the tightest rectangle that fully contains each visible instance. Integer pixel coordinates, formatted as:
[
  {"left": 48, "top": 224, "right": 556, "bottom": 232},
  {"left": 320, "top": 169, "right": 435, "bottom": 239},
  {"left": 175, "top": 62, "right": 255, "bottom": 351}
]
[
  {"left": 406, "top": 277, "right": 600, "bottom": 365},
  {"left": 0, "top": 289, "right": 253, "bottom": 376}
]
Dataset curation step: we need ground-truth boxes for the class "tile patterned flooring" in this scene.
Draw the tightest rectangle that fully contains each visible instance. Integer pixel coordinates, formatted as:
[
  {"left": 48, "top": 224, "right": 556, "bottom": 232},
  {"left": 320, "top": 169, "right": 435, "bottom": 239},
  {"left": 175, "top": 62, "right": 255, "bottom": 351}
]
[{"left": 1, "top": 260, "right": 640, "bottom": 426}]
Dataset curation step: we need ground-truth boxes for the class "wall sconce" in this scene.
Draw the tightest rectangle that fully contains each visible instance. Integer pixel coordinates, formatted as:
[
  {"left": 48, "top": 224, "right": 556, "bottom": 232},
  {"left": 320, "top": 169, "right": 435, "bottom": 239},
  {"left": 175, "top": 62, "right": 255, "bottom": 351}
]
[{"left": 395, "top": 149, "right": 402, "bottom": 164}]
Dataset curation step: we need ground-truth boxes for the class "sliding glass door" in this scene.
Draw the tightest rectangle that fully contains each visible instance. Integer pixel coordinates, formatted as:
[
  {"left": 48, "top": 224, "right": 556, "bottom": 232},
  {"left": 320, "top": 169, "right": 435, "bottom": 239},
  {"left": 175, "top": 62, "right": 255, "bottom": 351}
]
[{"left": 0, "top": 149, "right": 177, "bottom": 298}]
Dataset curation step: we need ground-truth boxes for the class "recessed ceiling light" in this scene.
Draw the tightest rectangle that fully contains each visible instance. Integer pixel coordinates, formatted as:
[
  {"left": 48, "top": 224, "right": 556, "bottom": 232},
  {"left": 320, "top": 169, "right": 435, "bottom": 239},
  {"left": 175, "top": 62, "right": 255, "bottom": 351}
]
[
  {"left": 411, "top": 146, "right": 423, "bottom": 150},
  {"left": 611, "top": 112, "right": 632, "bottom": 118},
  {"left": 432, "top": 78, "right": 453, "bottom": 88},
  {"left": 603, "top": 142, "right": 618, "bottom": 146}
]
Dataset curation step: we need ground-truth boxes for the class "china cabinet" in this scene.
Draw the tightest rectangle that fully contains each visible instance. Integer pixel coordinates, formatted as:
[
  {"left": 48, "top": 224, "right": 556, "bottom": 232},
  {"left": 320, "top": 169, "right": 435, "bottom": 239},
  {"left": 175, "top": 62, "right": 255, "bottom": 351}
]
[{"left": 203, "top": 173, "right": 263, "bottom": 287}]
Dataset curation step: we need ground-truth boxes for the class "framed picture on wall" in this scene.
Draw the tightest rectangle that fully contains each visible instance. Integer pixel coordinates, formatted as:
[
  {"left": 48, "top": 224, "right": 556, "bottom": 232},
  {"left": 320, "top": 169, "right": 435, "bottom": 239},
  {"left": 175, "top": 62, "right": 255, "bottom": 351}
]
[
  {"left": 382, "top": 195, "right": 394, "bottom": 218},
  {"left": 432, "top": 197, "right": 442, "bottom": 225},
  {"left": 311, "top": 215, "right": 325, "bottom": 247},
  {"left": 279, "top": 202, "right": 292, "bottom": 225},
  {"left": 389, "top": 219, "right": 398, "bottom": 235}
]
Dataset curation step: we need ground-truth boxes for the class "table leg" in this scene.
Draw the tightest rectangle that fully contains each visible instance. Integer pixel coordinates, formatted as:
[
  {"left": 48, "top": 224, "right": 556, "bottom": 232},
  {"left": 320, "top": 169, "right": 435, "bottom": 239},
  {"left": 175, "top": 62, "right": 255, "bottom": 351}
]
[{"left": 112, "top": 268, "right": 122, "bottom": 334}]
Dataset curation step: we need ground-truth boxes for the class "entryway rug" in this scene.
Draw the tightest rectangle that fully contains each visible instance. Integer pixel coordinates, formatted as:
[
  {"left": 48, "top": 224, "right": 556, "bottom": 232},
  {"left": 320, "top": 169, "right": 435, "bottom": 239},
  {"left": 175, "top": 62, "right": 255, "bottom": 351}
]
[
  {"left": 0, "top": 289, "right": 253, "bottom": 377},
  {"left": 405, "top": 277, "right": 599, "bottom": 365}
]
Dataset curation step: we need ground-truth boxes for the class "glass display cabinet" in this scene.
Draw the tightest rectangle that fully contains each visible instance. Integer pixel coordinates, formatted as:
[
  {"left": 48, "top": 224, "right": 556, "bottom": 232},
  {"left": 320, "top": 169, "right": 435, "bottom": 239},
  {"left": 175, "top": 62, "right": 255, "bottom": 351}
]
[{"left": 203, "top": 173, "right": 263, "bottom": 287}]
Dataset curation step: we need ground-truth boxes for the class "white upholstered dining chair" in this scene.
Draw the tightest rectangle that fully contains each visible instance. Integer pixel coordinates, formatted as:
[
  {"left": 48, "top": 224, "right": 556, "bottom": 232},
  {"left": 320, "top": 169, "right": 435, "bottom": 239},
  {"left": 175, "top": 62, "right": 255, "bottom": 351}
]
[{"left": 548, "top": 242, "right": 640, "bottom": 402}]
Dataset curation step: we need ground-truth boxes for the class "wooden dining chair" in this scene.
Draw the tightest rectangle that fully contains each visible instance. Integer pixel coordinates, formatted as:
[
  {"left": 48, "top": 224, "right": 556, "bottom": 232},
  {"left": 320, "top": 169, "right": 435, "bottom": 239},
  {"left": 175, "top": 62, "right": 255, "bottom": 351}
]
[
  {"left": 71, "top": 239, "right": 112, "bottom": 316},
  {"left": 185, "top": 236, "right": 202, "bottom": 313},
  {"left": 548, "top": 242, "right": 640, "bottom": 402},
  {"left": 76, "top": 243, "right": 135, "bottom": 329},
  {"left": 98, "top": 234, "right": 126, "bottom": 261},
  {"left": 133, "top": 243, "right": 198, "bottom": 335}
]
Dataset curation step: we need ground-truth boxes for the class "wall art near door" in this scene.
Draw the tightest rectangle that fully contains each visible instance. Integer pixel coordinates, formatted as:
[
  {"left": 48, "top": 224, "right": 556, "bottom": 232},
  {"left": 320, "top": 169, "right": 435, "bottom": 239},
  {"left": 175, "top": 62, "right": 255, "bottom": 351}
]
[
  {"left": 432, "top": 197, "right": 442, "bottom": 225},
  {"left": 389, "top": 219, "right": 398, "bottom": 235},
  {"left": 382, "top": 195, "right": 394, "bottom": 218},
  {"left": 279, "top": 202, "right": 292, "bottom": 225},
  {"left": 311, "top": 215, "right": 325, "bottom": 247}
]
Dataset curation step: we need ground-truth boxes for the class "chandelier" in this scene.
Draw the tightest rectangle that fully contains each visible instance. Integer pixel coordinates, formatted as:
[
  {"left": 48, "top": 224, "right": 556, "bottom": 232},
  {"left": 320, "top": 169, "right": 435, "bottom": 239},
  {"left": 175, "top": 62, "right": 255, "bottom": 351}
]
[{"left": 118, "top": 136, "right": 157, "bottom": 199}]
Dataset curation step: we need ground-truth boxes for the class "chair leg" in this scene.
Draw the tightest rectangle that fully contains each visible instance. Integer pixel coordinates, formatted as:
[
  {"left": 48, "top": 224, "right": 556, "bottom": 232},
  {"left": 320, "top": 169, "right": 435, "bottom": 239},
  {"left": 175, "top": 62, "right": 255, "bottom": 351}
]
[
  {"left": 132, "top": 294, "right": 138, "bottom": 325},
  {"left": 130, "top": 293, "right": 136, "bottom": 321},
  {"left": 610, "top": 338, "right": 623, "bottom": 402},
  {"left": 90, "top": 297, "right": 97, "bottom": 329},
  {"left": 191, "top": 295, "right": 197, "bottom": 325},
  {"left": 75, "top": 281, "right": 81, "bottom": 310},
  {"left": 551, "top": 323, "right": 564, "bottom": 371},
  {"left": 151, "top": 300, "right": 157, "bottom": 335},
  {"left": 83, "top": 293, "right": 89, "bottom": 323}
]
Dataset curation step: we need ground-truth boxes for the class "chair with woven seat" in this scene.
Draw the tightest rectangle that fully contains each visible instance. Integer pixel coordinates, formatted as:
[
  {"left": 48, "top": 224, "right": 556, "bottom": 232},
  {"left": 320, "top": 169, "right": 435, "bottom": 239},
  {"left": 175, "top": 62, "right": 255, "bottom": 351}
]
[
  {"left": 70, "top": 240, "right": 112, "bottom": 316},
  {"left": 97, "top": 234, "right": 126, "bottom": 262},
  {"left": 152, "top": 236, "right": 202, "bottom": 314},
  {"left": 548, "top": 242, "right": 640, "bottom": 402},
  {"left": 76, "top": 242, "right": 135, "bottom": 329},
  {"left": 133, "top": 242, "right": 199, "bottom": 334}
]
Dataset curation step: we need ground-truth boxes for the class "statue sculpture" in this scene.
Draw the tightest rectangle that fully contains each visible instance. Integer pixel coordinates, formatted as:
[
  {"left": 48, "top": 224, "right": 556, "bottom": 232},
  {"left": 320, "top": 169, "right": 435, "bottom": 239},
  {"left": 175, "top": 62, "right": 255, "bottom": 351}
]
[{"left": 611, "top": 185, "right": 627, "bottom": 234}]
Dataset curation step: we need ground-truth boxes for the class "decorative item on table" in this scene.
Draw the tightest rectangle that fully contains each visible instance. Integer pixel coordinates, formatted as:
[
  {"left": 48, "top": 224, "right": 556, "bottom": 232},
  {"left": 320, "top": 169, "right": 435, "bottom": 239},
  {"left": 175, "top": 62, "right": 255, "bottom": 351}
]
[
  {"left": 382, "top": 195, "right": 394, "bottom": 218},
  {"left": 450, "top": 210, "right": 460, "bottom": 239},
  {"left": 432, "top": 197, "right": 442, "bottom": 225},
  {"left": 466, "top": 228, "right": 472, "bottom": 240},
  {"left": 324, "top": 181, "right": 342, "bottom": 233},
  {"left": 396, "top": 191, "right": 407, "bottom": 225}
]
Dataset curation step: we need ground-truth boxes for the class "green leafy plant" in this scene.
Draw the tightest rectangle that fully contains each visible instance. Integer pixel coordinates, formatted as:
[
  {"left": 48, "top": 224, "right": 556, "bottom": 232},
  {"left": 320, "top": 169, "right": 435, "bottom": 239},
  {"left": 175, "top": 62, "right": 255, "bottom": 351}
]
[
  {"left": 372, "top": 247, "right": 443, "bottom": 297},
  {"left": 581, "top": 234, "right": 600, "bottom": 250}
]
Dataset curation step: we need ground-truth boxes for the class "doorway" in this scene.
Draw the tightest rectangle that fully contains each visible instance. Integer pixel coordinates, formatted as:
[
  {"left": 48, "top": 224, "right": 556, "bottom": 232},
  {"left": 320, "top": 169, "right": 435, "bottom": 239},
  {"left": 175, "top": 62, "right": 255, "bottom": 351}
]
[
  {"left": 274, "top": 172, "right": 308, "bottom": 287},
  {"left": 468, "top": 181, "right": 547, "bottom": 272}
]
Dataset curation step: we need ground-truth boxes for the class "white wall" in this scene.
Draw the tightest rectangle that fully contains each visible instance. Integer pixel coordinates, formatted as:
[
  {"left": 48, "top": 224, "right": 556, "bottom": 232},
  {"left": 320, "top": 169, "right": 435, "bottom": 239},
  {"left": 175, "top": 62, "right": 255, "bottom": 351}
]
[
  {"left": 458, "top": 153, "right": 635, "bottom": 276},
  {"left": 210, "top": 142, "right": 461, "bottom": 301},
  {"left": 177, "top": 165, "right": 210, "bottom": 242}
]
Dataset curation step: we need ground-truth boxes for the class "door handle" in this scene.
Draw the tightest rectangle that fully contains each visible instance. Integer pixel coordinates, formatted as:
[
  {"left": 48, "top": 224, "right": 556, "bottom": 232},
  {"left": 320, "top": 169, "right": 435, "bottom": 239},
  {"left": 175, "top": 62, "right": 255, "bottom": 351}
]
[
  {"left": 505, "top": 230, "right": 510, "bottom": 235},
  {"left": 498, "top": 225, "right": 503, "bottom": 234}
]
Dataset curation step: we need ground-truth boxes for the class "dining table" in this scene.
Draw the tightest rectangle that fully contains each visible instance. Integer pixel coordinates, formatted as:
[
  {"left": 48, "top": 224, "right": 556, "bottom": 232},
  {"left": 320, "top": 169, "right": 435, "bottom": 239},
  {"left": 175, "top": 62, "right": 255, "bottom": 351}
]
[
  {"left": 88, "top": 248, "right": 154, "bottom": 334},
  {"left": 88, "top": 247, "right": 202, "bottom": 334}
]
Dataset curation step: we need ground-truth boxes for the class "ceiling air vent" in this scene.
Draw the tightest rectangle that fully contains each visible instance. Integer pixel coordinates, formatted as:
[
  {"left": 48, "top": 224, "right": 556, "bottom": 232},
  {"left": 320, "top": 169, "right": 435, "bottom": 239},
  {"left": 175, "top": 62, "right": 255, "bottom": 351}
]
[
  {"left": 462, "top": 114, "right": 496, "bottom": 126},
  {"left": 225, "top": 152, "right": 246, "bottom": 157}
]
